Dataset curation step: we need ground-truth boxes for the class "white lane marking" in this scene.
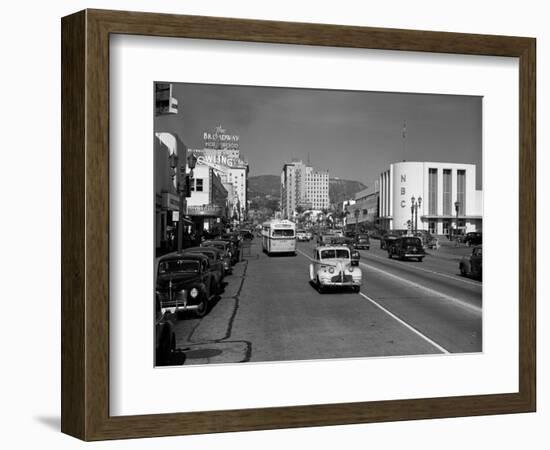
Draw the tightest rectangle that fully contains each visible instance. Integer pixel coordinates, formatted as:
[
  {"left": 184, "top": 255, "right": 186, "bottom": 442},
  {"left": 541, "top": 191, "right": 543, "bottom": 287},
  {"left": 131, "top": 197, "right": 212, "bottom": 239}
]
[
  {"left": 359, "top": 260, "right": 482, "bottom": 316},
  {"left": 358, "top": 292, "right": 450, "bottom": 354},
  {"left": 296, "top": 249, "right": 449, "bottom": 354},
  {"left": 360, "top": 250, "right": 482, "bottom": 287},
  {"left": 297, "top": 248, "right": 481, "bottom": 316}
]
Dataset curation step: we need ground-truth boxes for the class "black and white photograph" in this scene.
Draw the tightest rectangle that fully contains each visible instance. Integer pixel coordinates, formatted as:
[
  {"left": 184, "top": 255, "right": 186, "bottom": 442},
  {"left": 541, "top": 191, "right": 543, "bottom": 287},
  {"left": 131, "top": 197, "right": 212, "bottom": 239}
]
[{"left": 154, "top": 82, "right": 483, "bottom": 366}]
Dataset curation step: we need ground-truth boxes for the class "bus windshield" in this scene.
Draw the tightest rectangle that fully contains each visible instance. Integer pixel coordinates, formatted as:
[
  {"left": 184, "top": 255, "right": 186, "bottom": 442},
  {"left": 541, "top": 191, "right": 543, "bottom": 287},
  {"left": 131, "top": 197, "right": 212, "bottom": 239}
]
[{"left": 272, "top": 229, "right": 295, "bottom": 237}]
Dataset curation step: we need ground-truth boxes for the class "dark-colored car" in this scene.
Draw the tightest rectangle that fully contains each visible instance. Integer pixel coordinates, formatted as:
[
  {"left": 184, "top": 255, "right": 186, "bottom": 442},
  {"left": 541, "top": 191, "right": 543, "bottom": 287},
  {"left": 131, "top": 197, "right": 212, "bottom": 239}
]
[
  {"left": 380, "top": 234, "right": 399, "bottom": 250},
  {"left": 459, "top": 245, "right": 482, "bottom": 279},
  {"left": 239, "top": 229, "right": 254, "bottom": 240},
  {"left": 463, "top": 232, "right": 482, "bottom": 247},
  {"left": 183, "top": 246, "right": 225, "bottom": 291},
  {"left": 388, "top": 236, "right": 426, "bottom": 261},
  {"left": 220, "top": 233, "right": 242, "bottom": 262},
  {"left": 155, "top": 295, "right": 176, "bottom": 366},
  {"left": 201, "top": 239, "right": 236, "bottom": 268},
  {"left": 156, "top": 252, "right": 216, "bottom": 318},
  {"left": 353, "top": 233, "right": 370, "bottom": 250}
]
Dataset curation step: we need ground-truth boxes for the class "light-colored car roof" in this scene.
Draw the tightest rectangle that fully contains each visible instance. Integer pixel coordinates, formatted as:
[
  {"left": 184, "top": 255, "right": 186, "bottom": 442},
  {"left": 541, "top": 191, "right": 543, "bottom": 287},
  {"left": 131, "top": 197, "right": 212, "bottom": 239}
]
[{"left": 315, "top": 245, "right": 351, "bottom": 252}]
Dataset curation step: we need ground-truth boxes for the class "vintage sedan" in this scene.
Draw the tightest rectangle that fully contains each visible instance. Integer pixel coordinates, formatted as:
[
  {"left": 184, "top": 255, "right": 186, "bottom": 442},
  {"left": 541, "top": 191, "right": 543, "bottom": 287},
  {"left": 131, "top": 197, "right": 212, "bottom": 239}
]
[
  {"left": 155, "top": 295, "right": 176, "bottom": 366},
  {"left": 463, "top": 232, "right": 482, "bottom": 247},
  {"left": 156, "top": 252, "right": 216, "bottom": 318},
  {"left": 459, "top": 245, "right": 482, "bottom": 279},
  {"left": 388, "top": 236, "right": 426, "bottom": 261},
  {"left": 323, "top": 236, "right": 360, "bottom": 266},
  {"left": 183, "top": 246, "right": 225, "bottom": 291},
  {"left": 296, "top": 229, "right": 309, "bottom": 242},
  {"left": 201, "top": 239, "right": 235, "bottom": 270},
  {"left": 353, "top": 233, "right": 370, "bottom": 250},
  {"left": 309, "top": 245, "right": 362, "bottom": 293}
]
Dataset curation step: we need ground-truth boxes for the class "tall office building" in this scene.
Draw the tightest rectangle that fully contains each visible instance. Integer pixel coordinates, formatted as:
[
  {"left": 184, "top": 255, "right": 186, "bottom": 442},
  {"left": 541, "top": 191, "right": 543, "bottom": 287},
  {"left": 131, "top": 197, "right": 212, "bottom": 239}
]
[{"left": 281, "top": 160, "right": 329, "bottom": 219}]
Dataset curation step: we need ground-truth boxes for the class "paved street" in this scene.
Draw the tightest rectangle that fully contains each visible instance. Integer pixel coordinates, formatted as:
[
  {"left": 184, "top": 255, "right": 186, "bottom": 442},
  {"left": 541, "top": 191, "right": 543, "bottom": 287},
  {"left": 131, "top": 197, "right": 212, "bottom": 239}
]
[{"left": 170, "top": 238, "right": 482, "bottom": 365}]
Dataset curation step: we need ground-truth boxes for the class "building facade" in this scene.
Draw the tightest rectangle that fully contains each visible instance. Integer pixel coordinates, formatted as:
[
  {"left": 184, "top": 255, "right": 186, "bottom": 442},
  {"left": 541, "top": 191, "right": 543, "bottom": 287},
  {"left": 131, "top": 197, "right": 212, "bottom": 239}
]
[
  {"left": 188, "top": 146, "right": 249, "bottom": 223},
  {"left": 280, "top": 160, "right": 329, "bottom": 219},
  {"left": 186, "top": 165, "right": 228, "bottom": 232},
  {"left": 379, "top": 161, "right": 482, "bottom": 235},
  {"left": 347, "top": 183, "right": 380, "bottom": 230},
  {"left": 154, "top": 132, "right": 185, "bottom": 252}
]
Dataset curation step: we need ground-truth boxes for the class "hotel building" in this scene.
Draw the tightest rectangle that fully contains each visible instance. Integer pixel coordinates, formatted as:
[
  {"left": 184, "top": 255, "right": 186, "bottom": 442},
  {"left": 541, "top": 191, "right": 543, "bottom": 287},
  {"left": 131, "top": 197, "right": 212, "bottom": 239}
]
[{"left": 280, "top": 160, "right": 329, "bottom": 219}]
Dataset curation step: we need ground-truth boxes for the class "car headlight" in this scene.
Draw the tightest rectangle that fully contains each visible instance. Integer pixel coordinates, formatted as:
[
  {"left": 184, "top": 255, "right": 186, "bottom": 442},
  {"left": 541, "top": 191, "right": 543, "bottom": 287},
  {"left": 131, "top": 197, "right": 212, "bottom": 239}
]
[
  {"left": 329, "top": 267, "right": 335, "bottom": 274},
  {"left": 190, "top": 288, "right": 199, "bottom": 298},
  {"left": 349, "top": 266, "right": 354, "bottom": 272}
]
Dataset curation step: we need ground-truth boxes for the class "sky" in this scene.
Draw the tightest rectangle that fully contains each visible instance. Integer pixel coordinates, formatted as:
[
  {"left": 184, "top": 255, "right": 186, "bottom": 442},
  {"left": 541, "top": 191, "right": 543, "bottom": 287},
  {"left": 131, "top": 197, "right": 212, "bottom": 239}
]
[{"left": 157, "top": 82, "right": 482, "bottom": 189}]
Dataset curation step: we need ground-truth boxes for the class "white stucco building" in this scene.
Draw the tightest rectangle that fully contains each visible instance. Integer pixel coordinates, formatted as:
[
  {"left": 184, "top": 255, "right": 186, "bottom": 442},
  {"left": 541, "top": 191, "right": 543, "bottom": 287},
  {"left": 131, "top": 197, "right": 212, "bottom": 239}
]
[
  {"left": 281, "top": 160, "right": 329, "bottom": 219},
  {"left": 379, "top": 161, "right": 482, "bottom": 235}
]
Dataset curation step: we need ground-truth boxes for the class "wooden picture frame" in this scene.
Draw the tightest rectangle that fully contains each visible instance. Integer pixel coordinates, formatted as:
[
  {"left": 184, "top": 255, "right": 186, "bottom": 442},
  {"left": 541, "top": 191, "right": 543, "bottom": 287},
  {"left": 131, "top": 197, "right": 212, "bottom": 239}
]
[{"left": 61, "top": 9, "right": 536, "bottom": 441}]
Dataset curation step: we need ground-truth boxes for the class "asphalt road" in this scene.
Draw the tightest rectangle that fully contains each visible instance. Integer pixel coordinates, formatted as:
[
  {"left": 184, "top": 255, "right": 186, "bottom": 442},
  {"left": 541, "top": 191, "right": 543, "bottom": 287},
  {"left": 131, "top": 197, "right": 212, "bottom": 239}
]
[{"left": 169, "top": 238, "right": 482, "bottom": 365}]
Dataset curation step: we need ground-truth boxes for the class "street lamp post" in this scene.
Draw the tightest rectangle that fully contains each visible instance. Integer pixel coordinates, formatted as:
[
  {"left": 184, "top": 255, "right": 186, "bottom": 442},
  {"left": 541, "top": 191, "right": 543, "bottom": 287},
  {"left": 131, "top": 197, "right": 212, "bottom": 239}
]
[
  {"left": 354, "top": 209, "right": 359, "bottom": 235},
  {"left": 410, "top": 196, "right": 422, "bottom": 234},
  {"left": 454, "top": 200, "right": 460, "bottom": 242}
]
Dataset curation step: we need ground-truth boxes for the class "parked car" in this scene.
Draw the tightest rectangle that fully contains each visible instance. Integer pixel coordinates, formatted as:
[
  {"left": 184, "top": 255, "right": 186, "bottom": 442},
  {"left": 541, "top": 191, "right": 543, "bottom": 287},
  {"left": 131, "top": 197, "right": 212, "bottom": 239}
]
[
  {"left": 387, "top": 236, "right": 426, "bottom": 261},
  {"left": 463, "top": 232, "right": 482, "bottom": 246},
  {"left": 353, "top": 233, "right": 370, "bottom": 250},
  {"left": 156, "top": 252, "right": 216, "bottom": 318},
  {"left": 183, "top": 246, "right": 225, "bottom": 291},
  {"left": 219, "top": 233, "right": 242, "bottom": 262},
  {"left": 380, "top": 234, "right": 399, "bottom": 250},
  {"left": 239, "top": 229, "right": 254, "bottom": 240},
  {"left": 309, "top": 245, "right": 362, "bottom": 293},
  {"left": 202, "top": 239, "right": 237, "bottom": 267},
  {"left": 155, "top": 296, "right": 176, "bottom": 366},
  {"left": 459, "top": 245, "right": 482, "bottom": 279}
]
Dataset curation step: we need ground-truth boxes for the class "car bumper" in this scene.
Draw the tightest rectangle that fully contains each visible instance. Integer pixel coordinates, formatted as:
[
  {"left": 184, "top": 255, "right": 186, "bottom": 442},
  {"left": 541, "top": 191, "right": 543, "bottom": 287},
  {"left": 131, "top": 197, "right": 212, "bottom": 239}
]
[
  {"left": 161, "top": 304, "right": 201, "bottom": 315},
  {"left": 403, "top": 253, "right": 425, "bottom": 258},
  {"left": 355, "top": 245, "right": 369, "bottom": 249},
  {"left": 319, "top": 279, "right": 361, "bottom": 287}
]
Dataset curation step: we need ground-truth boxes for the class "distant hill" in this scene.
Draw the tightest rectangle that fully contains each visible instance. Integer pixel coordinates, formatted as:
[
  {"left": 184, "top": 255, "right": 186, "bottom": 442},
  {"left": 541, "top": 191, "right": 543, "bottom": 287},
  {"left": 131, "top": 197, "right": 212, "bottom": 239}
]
[
  {"left": 248, "top": 174, "right": 367, "bottom": 206},
  {"left": 329, "top": 178, "right": 368, "bottom": 206},
  {"left": 248, "top": 175, "right": 280, "bottom": 198}
]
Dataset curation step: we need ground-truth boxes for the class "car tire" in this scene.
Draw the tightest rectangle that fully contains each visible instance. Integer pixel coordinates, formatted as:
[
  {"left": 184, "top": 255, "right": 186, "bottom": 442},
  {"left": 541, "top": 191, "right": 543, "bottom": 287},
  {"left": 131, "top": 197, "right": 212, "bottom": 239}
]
[
  {"left": 353, "top": 286, "right": 360, "bottom": 293},
  {"left": 418, "top": 257, "right": 424, "bottom": 262},
  {"left": 317, "top": 277, "right": 325, "bottom": 294},
  {"left": 388, "top": 252, "right": 392, "bottom": 259},
  {"left": 460, "top": 264, "right": 466, "bottom": 276},
  {"left": 195, "top": 296, "right": 208, "bottom": 318}
]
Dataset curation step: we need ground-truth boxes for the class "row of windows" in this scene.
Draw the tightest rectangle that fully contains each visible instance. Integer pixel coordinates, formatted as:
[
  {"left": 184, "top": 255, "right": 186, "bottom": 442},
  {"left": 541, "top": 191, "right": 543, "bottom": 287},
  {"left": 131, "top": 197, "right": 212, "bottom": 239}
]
[{"left": 428, "top": 168, "right": 466, "bottom": 215}]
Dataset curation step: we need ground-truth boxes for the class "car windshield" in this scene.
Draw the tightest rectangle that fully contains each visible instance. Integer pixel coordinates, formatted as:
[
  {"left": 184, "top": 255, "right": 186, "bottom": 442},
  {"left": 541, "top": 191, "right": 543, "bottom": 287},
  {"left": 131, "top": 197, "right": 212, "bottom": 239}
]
[
  {"left": 403, "top": 238, "right": 421, "bottom": 245},
  {"left": 158, "top": 259, "right": 199, "bottom": 274},
  {"left": 320, "top": 249, "right": 350, "bottom": 259},
  {"left": 272, "top": 229, "right": 295, "bottom": 237},
  {"left": 203, "top": 242, "right": 225, "bottom": 251},
  {"left": 357, "top": 235, "right": 369, "bottom": 240}
]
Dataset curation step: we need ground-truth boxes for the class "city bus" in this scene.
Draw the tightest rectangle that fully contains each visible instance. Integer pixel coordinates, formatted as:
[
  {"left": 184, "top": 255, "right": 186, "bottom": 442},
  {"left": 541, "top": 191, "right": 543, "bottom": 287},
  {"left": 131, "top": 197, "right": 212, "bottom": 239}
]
[{"left": 261, "top": 220, "right": 296, "bottom": 256}]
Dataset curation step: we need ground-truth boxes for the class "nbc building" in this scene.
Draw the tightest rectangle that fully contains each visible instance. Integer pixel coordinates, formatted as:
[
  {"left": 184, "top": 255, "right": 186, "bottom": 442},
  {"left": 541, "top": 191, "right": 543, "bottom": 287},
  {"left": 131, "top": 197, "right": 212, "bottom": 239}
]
[{"left": 378, "top": 161, "right": 482, "bottom": 236}]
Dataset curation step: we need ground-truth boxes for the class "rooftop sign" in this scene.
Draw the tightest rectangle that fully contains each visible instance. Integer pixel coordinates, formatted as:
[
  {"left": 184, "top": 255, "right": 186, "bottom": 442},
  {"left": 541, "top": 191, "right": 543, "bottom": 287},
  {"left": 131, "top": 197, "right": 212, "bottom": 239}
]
[{"left": 203, "top": 125, "right": 240, "bottom": 150}]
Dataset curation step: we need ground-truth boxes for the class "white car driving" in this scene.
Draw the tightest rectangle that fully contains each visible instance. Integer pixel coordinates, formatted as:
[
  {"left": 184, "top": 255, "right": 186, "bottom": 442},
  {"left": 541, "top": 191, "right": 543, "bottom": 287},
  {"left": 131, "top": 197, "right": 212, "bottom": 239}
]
[{"left": 309, "top": 245, "right": 362, "bottom": 293}]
